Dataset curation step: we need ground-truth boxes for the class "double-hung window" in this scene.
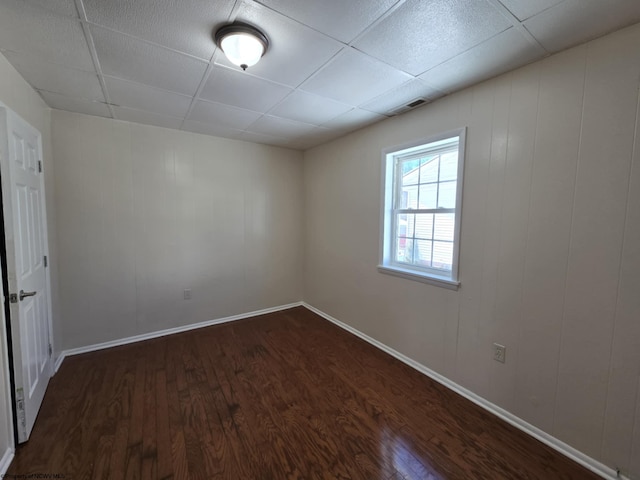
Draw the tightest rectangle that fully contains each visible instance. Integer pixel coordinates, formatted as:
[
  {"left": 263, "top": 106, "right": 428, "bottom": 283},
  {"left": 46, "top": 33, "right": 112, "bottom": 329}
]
[{"left": 379, "top": 129, "right": 466, "bottom": 289}]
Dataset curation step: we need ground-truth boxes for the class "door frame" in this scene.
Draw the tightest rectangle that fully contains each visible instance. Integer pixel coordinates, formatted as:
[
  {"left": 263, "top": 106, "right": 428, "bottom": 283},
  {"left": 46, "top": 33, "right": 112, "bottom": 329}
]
[
  {"left": 0, "top": 102, "right": 55, "bottom": 444},
  {"left": 0, "top": 179, "right": 18, "bottom": 447}
]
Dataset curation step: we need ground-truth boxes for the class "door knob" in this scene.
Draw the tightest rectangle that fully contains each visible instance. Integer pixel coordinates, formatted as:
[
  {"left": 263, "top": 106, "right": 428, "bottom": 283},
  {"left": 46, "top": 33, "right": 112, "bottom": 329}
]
[{"left": 19, "top": 290, "right": 36, "bottom": 301}]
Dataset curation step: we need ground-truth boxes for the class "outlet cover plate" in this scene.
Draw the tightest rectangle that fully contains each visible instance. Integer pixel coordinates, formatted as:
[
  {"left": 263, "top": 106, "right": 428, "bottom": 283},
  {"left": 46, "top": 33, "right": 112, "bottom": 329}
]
[{"left": 493, "top": 343, "right": 506, "bottom": 363}]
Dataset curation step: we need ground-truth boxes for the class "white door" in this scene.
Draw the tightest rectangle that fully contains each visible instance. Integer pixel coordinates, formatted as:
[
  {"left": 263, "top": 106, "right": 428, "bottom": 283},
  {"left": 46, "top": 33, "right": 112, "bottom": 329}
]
[{"left": 0, "top": 107, "right": 52, "bottom": 443}]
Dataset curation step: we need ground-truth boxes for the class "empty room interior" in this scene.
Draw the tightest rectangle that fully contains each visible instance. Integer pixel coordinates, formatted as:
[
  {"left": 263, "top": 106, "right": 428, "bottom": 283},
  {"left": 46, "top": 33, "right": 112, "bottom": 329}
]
[{"left": 0, "top": 0, "right": 640, "bottom": 478}]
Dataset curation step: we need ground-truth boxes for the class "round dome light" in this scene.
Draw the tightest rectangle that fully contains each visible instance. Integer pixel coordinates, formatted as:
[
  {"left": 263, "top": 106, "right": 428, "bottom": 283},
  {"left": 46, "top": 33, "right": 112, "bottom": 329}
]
[{"left": 215, "top": 24, "right": 269, "bottom": 71}]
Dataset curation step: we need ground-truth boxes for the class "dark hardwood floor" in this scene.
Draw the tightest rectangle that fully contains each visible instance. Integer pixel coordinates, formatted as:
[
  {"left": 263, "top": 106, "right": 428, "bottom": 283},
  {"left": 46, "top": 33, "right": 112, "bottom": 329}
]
[{"left": 8, "top": 306, "right": 598, "bottom": 479}]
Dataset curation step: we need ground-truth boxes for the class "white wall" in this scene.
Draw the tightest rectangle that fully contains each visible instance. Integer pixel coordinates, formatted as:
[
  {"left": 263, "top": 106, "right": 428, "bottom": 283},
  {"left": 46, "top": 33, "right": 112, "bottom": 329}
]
[
  {"left": 303, "top": 23, "right": 640, "bottom": 478},
  {"left": 0, "top": 52, "right": 59, "bottom": 465},
  {"left": 52, "top": 110, "right": 303, "bottom": 350}
]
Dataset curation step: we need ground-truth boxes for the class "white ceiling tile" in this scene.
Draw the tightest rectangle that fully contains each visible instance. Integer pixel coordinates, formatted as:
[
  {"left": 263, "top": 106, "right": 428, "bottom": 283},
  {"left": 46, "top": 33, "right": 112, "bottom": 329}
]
[
  {"left": 0, "top": 0, "right": 94, "bottom": 71},
  {"left": 420, "top": 28, "right": 545, "bottom": 93},
  {"left": 200, "top": 66, "right": 292, "bottom": 113},
  {"left": 300, "top": 48, "right": 411, "bottom": 105},
  {"left": 112, "top": 106, "right": 184, "bottom": 130},
  {"left": 287, "top": 127, "right": 345, "bottom": 150},
  {"left": 24, "top": 0, "right": 78, "bottom": 17},
  {"left": 236, "top": 131, "right": 291, "bottom": 147},
  {"left": 182, "top": 120, "right": 243, "bottom": 138},
  {"left": 188, "top": 100, "right": 262, "bottom": 129},
  {"left": 83, "top": 0, "right": 235, "bottom": 60},
  {"left": 39, "top": 91, "right": 112, "bottom": 118},
  {"left": 91, "top": 26, "right": 208, "bottom": 96},
  {"left": 496, "top": 0, "right": 563, "bottom": 21},
  {"left": 3, "top": 0, "right": 640, "bottom": 150},
  {"left": 354, "top": 0, "right": 512, "bottom": 75},
  {"left": 360, "top": 79, "right": 443, "bottom": 115},
  {"left": 268, "top": 91, "right": 352, "bottom": 125},
  {"left": 3, "top": 51, "right": 104, "bottom": 101},
  {"left": 214, "top": 2, "right": 343, "bottom": 87},
  {"left": 524, "top": 0, "right": 640, "bottom": 52},
  {"left": 246, "top": 115, "right": 316, "bottom": 137},
  {"left": 104, "top": 77, "right": 192, "bottom": 117},
  {"left": 321, "top": 108, "right": 386, "bottom": 131},
  {"left": 254, "top": 0, "right": 398, "bottom": 43}
]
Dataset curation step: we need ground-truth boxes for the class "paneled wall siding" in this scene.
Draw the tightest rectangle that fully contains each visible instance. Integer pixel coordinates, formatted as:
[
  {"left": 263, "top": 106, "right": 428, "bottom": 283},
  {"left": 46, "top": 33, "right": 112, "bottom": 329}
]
[
  {"left": 303, "top": 23, "right": 640, "bottom": 477},
  {"left": 52, "top": 111, "right": 303, "bottom": 350},
  {"left": 0, "top": 53, "right": 58, "bottom": 465}
]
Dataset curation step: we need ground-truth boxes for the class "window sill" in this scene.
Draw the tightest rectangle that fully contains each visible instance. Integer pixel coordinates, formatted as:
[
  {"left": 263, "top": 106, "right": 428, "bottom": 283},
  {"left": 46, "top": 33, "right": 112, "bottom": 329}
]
[{"left": 377, "top": 265, "right": 460, "bottom": 291}]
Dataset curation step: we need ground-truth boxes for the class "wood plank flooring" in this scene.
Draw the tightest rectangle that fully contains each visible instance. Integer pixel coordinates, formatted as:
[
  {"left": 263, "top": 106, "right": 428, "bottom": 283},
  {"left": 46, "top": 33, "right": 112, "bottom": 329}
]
[{"left": 8, "top": 306, "right": 599, "bottom": 479}]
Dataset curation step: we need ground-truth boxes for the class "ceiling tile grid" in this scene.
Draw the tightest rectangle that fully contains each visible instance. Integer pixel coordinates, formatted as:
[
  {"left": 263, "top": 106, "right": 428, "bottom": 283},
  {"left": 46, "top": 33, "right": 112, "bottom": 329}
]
[
  {"left": 104, "top": 76, "right": 193, "bottom": 117},
  {"left": 112, "top": 106, "right": 185, "bottom": 130},
  {"left": 419, "top": 27, "right": 546, "bottom": 93},
  {"left": 523, "top": 0, "right": 640, "bottom": 52},
  {"left": 23, "top": 0, "right": 79, "bottom": 18},
  {"left": 1, "top": 0, "right": 640, "bottom": 150},
  {"left": 0, "top": 0, "right": 94, "bottom": 71},
  {"left": 188, "top": 100, "right": 262, "bottom": 130},
  {"left": 496, "top": 0, "right": 564, "bottom": 22},
  {"left": 216, "top": 1, "right": 345, "bottom": 87},
  {"left": 246, "top": 115, "right": 317, "bottom": 138},
  {"left": 354, "top": 0, "right": 513, "bottom": 75},
  {"left": 39, "top": 91, "right": 112, "bottom": 118},
  {"left": 361, "top": 78, "right": 444, "bottom": 114},
  {"left": 299, "top": 47, "right": 413, "bottom": 105},
  {"left": 3, "top": 50, "right": 105, "bottom": 102},
  {"left": 182, "top": 119, "right": 244, "bottom": 139},
  {"left": 199, "top": 66, "right": 293, "bottom": 113},
  {"left": 267, "top": 91, "right": 353, "bottom": 125},
  {"left": 89, "top": 25, "right": 209, "bottom": 96},
  {"left": 252, "top": 0, "right": 400, "bottom": 44},
  {"left": 82, "top": 0, "right": 236, "bottom": 60}
]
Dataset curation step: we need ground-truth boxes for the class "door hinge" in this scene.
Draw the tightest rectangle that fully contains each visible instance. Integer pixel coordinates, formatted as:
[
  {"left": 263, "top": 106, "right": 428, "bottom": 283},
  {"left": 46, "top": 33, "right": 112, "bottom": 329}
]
[
  {"left": 44, "top": 255, "right": 48, "bottom": 268},
  {"left": 48, "top": 343, "right": 52, "bottom": 357},
  {"left": 38, "top": 160, "right": 42, "bottom": 173}
]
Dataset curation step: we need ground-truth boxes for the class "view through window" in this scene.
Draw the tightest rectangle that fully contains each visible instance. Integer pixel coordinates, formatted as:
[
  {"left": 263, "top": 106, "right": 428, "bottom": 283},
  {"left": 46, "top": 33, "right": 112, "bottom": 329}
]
[{"left": 380, "top": 130, "right": 465, "bottom": 288}]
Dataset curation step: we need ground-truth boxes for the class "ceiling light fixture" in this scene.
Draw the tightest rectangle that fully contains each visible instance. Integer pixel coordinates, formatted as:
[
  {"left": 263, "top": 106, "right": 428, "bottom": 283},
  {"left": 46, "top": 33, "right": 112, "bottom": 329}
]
[{"left": 215, "top": 23, "right": 269, "bottom": 71}]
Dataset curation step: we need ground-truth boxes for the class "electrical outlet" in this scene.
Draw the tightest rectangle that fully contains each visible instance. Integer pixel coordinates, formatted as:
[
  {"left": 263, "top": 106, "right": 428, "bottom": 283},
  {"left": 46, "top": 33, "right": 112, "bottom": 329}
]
[
  {"left": 493, "top": 343, "right": 506, "bottom": 363},
  {"left": 183, "top": 289, "right": 191, "bottom": 300}
]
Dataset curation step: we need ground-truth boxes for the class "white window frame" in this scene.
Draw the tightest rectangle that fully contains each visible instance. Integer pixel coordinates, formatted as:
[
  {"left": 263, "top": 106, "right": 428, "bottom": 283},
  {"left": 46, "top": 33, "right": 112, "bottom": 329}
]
[{"left": 378, "top": 128, "right": 466, "bottom": 290}]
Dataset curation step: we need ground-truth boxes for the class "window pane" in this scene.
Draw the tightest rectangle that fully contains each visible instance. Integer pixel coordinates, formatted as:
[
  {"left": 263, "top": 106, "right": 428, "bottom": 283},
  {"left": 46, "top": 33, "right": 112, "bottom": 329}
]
[
  {"left": 396, "top": 238, "right": 413, "bottom": 264},
  {"left": 398, "top": 213, "right": 415, "bottom": 239},
  {"left": 418, "top": 184, "right": 437, "bottom": 209},
  {"left": 439, "top": 151, "right": 458, "bottom": 181},
  {"left": 419, "top": 157, "right": 439, "bottom": 183},
  {"left": 401, "top": 185, "right": 418, "bottom": 209},
  {"left": 398, "top": 214, "right": 407, "bottom": 238},
  {"left": 432, "top": 241, "right": 453, "bottom": 271},
  {"left": 433, "top": 213, "right": 454, "bottom": 241},
  {"left": 414, "top": 214, "right": 433, "bottom": 240},
  {"left": 401, "top": 159, "right": 421, "bottom": 186},
  {"left": 398, "top": 190, "right": 407, "bottom": 209},
  {"left": 438, "top": 180, "right": 457, "bottom": 208},
  {"left": 414, "top": 240, "right": 433, "bottom": 267}
]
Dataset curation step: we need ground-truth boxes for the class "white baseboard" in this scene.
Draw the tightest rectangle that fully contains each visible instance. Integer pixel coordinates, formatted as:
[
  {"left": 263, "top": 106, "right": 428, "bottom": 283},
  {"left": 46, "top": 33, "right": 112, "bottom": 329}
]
[
  {"left": 54, "top": 353, "right": 65, "bottom": 373},
  {"left": 55, "top": 302, "right": 303, "bottom": 372},
  {"left": 302, "top": 302, "right": 625, "bottom": 480},
  {"left": 0, "top": 447, "right": 14, "bottom": 476}
]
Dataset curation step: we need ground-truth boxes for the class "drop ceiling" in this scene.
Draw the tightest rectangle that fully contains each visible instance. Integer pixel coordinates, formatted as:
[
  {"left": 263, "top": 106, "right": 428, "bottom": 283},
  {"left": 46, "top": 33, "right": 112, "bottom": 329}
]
[{"left": 1, "top": 0, "right": 639, "bottom": 150}]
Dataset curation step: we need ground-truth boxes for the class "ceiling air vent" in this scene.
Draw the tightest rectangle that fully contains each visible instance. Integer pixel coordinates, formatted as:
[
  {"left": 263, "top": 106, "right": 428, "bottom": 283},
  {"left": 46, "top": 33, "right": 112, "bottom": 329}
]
[
  {"left": 388, "top": 97, "right": 428, "bottom": 116},
  {"left": 406, "top": 98, "right": 426, "bottom": 108}
]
